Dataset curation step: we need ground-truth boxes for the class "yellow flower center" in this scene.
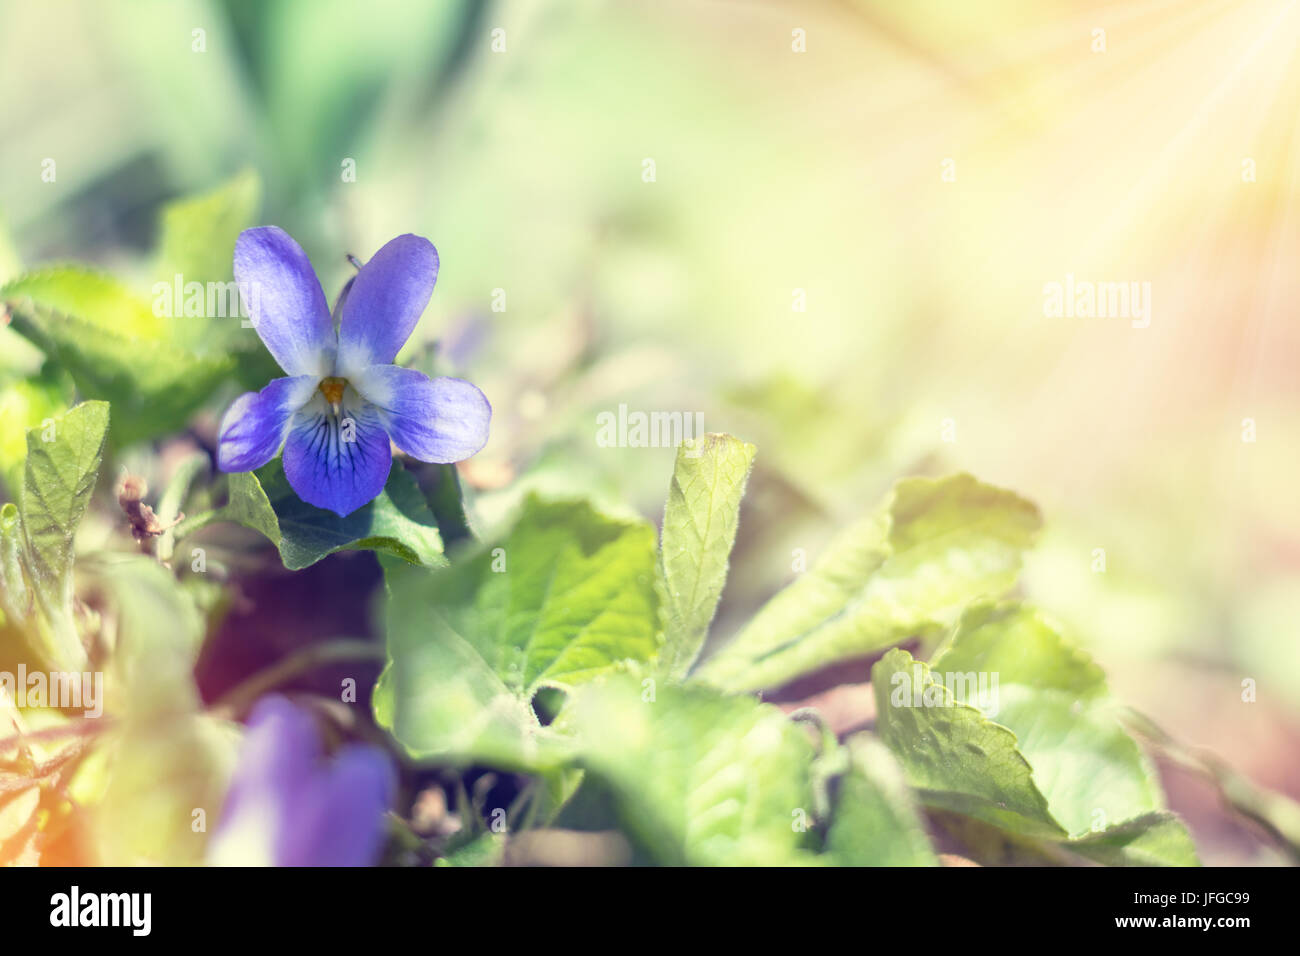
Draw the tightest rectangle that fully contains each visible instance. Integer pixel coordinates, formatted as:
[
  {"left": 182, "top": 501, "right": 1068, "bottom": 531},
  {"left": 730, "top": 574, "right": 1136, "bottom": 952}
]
[{"left": 318, "top": 377, "right": 347, "bottom": 407}]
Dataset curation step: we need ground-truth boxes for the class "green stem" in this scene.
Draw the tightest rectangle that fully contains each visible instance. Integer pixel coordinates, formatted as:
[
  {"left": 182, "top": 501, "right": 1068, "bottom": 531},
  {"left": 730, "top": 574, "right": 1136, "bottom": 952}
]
[
  {"left": 22, "top": 557, "right": 87, "bottom": 672},
  {"left": 170, "top": 507, "right": 224, "bottom": 544},
  {"left": 156, "top": 452, "right": 210, "bottom": 563},
  {"left": 208, "top": 638, "right": 385, "bottom": 720},
  {"left": 42, "top": 602, "right": 86, "bottom": 672}
]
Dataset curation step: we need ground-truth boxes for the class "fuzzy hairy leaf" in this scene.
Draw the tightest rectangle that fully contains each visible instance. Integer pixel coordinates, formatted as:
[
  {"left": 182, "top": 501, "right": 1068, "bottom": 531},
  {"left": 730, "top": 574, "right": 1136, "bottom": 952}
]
[
  {"left": 572, "top": 675, "right": 818, "bottom": 865},
  {"left": 219, "top": 461, "right": 445, "bottom": 571},
  {"left": 658, "top": 433, "right": 755, "bottom": 680},
  {"left": 219, "top": 471, "right": 282, "bottom": 546},
  {"left": 930, "top": 602, "right": 1188, "bottom": 854},
  {"left": 826, "top": 735, "right": 938, "bottom": 866},
  {"left": 20, "top": 401, "right": 109, "bottom": 612},
  {"left": 154, "top": 170, "right": 261, "bottom": 293},
  {"left": 375, "top": 497, "right": 661, "bottom": 777},
  {"left": 930, "top": 600, "right": 1108, "bottom": 698},
  {"left": 872, "top": 648, "right": 1065, "bottom": 839},
  {"left": 152, "top": 170, "right": 273, "bottom": 374},
  {"left": 697, "top": 473, "right": 1042, "bottom": 693},
  {"left": 2, "top": 270, "right": 234, "bottom": 445},
  {"left": 993, "top": 686, "right": 1164, "bottom": 839}
]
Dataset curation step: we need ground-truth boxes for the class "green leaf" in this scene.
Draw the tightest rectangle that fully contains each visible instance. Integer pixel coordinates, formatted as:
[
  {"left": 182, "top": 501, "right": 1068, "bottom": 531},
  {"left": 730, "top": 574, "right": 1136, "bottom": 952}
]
[
  {"left": 571, "top": 675, "right": 819, "bottom": 865},
  {"left": 2, "top": 269, "right": 234, "bottom": 445},
  {"left": 930, "top": 600, "right": 1107, "bottom": 698},
  {"left": 871, "top": 648, "right": 1066, "bottom": 839},
  {"left": 219, "top": 471, "right": 281, "bottom": 544},
  {"left": 152, "top": 170, "right": 266, "bottom": 359},
  {"left": 826, "top": 735, "right": 938, "bottom": 866},
  {"left": 992, "top": 686, "right": 1164, "bottom": 839},
  {"left": 435, "top": 831, "right": 507, "bottom": 868},
  {"left": 20, "top": 401, "right": 109, "bottom": 613},
  {"left": 4, "top": 268, "right": 168, "bottom": 339},
  {"left": 374, "top": 497, "right": 661, "bottom": 777},
  {"left": 154, "top": 170, "right": 261, "bottom": 289},
  {"left": 697, "top": 473, "right": 1042, "bottom": 693},
  {"left": 419, "top": 461, "right": 473, "bottom": 546},
  {"left": 919, "top": 606, "right": 1196, "bottom": 861},
  {"left": 658, "top": 433, "right": 755, "bottom": 680},
  {"left": 217, "top": 461, "right": 446, "bottom": 571},
  {"left": 932, "top": 603, "right": 1172, "bottom": 837},
  {"left": 1064, "top": 811, "right": 1199, "bottom": 866},
  {"left": 930, "top": 807, "right": 1199, "bottom": 866}
]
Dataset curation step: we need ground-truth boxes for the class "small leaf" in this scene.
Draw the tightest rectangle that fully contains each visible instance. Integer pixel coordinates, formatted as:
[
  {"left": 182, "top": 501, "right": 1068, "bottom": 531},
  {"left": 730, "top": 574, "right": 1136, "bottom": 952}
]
[
  {"left": 20, "top": 401, "right": 109, "bottom": 610},
  {"left": 826, "top": 735, "right": 938, "bottom": 866},
  {"left": 4, "top": 268, "right": 167, "bottom": 339},
  {"left": 375, "top": 497, "right": 661, "bottom": 778},
  {"left": 154, "top": 171, "right": 261, "bottom": 291},
  {"left": 221, "top": 460, "right": 445, "bottom": 571},
  {"left": 924, "top": 607, "right": 1196, "bottom": 861},
  {"left": 871, "top": 648, "right": 1065, "bottom": 839},
  {"left": 419, "top": 461, "right": 473, "bottom": 546},
  {"left": 220, "top": 471, "right": 281, "bottom": 545},
  {"left": 933, "top": 603, "right": 1175, "bottom": 838},
  {"left": 2, "top": 270, "right": 234, "bottom": 445},
  {"left": 992, "top": 687, "right": 1164, "bottom": 839},
  {"left": 930, "top": 600, "right": 1107, "bottom": 698},
  {"left": 152, "top": 170, "right": 270, "bottom": 364},
  {"left": 658, "top": 433, "right": 755, "bottom": 680},
  {"left": 697, "top": 473, "right": 1042, "bottom": 693},
  {"left": 571, "top": 675, "right": 819, "bottom": 865}
]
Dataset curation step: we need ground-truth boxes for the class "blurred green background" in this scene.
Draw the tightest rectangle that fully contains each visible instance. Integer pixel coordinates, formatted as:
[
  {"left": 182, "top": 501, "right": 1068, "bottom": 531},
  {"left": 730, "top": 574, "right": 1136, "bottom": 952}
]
[{"left": 1, "top": 0, "right": 1297, "bottom": 863}]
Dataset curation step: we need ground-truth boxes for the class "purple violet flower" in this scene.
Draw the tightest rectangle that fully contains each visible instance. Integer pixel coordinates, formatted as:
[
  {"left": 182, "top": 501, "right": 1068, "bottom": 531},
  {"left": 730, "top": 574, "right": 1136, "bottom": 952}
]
[
  {"left": 217, "top": 227, "right": 491, "bottom": 516},
  {"left": 208, "top": 695, "right": 396, "bottom": 867}
]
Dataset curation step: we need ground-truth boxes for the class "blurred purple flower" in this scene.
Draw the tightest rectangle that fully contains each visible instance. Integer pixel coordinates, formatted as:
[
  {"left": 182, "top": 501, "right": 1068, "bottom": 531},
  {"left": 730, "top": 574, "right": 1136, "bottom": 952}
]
[
  {"left": 217, "top": 227, "right": 491, "bottom": 516},
  {"left": 208, "top": 696, "right": 395, "bottom": 867}
]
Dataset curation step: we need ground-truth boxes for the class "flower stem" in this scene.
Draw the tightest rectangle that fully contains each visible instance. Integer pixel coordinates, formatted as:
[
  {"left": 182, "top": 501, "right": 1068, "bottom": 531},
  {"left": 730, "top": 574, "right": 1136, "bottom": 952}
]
[
  {"left": 156, "top": 452, "right": 210, "bottom": 563},
  {"left": 170, "top": 508, "right": 223, "bottom": 543},
  {"left": 208, "top": 638, "right": 385, "bottom": 720}
]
